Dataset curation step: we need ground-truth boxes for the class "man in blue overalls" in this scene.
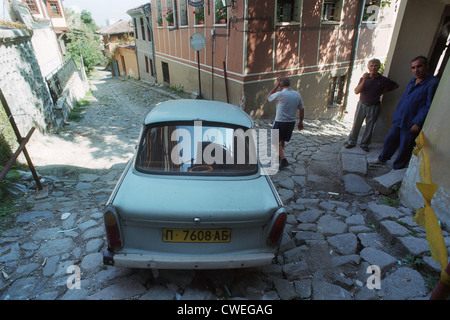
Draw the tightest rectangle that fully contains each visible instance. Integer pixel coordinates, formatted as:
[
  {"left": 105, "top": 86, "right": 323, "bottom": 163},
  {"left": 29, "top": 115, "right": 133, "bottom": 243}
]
[{"left": 372, "top": 56, "right": 439, "bottom": 169}]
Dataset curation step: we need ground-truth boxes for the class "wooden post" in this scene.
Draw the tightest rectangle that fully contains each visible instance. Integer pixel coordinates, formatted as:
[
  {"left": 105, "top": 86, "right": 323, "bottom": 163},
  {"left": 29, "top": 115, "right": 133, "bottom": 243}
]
[
  {"left": 0, "top": 127, "right": 35, "bottom": 182},
  {"left": 0, "top": 89, "right": 42, "bottom": 190}
]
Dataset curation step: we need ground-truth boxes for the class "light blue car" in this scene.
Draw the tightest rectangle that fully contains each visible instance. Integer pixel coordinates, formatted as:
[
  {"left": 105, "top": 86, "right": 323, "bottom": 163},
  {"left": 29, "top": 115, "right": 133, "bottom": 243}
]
[{"left": 103, "top": 100, "right": 286, "bottom": 271}]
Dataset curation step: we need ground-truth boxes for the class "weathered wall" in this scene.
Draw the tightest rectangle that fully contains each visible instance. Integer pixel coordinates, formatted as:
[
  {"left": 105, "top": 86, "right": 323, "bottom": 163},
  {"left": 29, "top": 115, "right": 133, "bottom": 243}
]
[
  {"left": 114, "top": 47, "right": 139, "bottom": 79},
  {"left": 0, "top": 28, "right": 56, "bottom": 133}
]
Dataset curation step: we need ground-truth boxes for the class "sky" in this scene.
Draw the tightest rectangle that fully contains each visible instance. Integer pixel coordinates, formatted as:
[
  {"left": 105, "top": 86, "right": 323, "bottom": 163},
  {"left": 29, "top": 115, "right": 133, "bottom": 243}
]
[{"left": 62, "top": 0, "right": 149, "bottom": 27}]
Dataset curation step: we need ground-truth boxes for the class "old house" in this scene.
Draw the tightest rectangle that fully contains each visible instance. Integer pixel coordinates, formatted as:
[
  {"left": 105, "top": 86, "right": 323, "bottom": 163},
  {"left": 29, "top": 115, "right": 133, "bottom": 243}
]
[
  {"left": 97, "top": 19, "right": 138, "bottom": 78},
  {"left": 1, "top": 0, "right": 88, "bottom": 133},
  {"left": 13, "top": 0, "right": 70, "bottom": 76},
  {"left": 127, "top": 3, "right": 156, "bottom": 82},
  {"left": 148, "top": 0, "right": 399, "bottom": 119}
]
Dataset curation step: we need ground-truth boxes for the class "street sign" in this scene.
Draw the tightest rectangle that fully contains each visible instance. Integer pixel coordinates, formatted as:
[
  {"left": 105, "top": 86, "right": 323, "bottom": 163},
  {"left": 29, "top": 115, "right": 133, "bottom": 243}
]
[{"left": 190, "top": 33, "right": 206, "bottom": 51}]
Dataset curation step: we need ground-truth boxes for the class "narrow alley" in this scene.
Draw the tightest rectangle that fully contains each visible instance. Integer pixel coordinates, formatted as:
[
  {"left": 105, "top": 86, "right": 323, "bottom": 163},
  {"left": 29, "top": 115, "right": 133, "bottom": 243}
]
[{"left": 0, "top": 68, "right": 447, "bottom": 301}]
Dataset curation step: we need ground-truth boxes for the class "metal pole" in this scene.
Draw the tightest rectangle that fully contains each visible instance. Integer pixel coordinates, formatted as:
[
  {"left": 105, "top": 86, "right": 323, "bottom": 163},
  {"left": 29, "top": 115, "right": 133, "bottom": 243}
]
[
  {"left": 197, "top": 50, "right": 202, "bottom": 99},
  {"left": 223, "top": 61, "right": 229, "bottom": 103}
]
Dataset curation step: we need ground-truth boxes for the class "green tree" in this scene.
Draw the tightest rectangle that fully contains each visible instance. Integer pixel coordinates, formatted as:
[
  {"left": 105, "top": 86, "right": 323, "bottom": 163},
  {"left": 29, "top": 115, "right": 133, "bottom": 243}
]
[
  {"left": 80, "top": 10, "right": 99, "bottom": 32},
  {"left": 64, "top": 9, "right": 105, "bottom": 73}
]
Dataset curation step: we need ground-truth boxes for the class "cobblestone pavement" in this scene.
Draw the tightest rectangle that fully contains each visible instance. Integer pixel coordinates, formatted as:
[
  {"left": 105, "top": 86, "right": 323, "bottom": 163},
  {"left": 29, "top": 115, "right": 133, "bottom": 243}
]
[{"left": 0, "top": 68, "right": 448, "bottom": 300}]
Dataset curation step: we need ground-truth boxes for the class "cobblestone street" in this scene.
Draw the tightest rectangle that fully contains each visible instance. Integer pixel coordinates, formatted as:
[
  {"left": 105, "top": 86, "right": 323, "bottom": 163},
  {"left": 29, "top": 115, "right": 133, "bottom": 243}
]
[{"left": 0, "top": 68, "right": 448, "bottom": 300}]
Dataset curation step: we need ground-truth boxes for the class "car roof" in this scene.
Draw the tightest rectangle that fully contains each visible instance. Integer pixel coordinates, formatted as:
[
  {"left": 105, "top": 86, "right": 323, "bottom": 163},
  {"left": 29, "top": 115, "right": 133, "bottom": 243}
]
[{"left": 143, "top": 99, "right": 254, "bottom": 128}]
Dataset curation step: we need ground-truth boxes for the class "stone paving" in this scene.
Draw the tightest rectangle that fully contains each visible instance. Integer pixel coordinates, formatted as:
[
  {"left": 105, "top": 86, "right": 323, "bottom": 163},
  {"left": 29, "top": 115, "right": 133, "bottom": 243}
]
[{"left": 0, "top": 69, "right": 449, "bottom": 300}]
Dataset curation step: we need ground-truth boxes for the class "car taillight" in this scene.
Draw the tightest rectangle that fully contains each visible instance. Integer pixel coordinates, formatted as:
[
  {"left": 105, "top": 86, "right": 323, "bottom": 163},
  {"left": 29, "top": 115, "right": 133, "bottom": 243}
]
[
  {"left": 104, "top": 209, "right": 122, "bottom": 249},
  {"left": 267, "top": 210, "right": 287, "bottom": 246}
]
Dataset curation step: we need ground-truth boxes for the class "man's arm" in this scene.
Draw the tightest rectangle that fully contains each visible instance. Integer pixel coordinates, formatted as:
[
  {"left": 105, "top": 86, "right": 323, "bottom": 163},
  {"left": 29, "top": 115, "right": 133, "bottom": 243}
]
[
  {"left": 268, "top": 78, "right": 281, "bottom": 100},
  {"left": 383, "top": 78, "right": 399, "bottom": 94},
  {"left": 297, "top": 108, "right": 304, "bottom": 131},
  {"left": 411, "top": 80, "right": 439, "bottom": 133},
  {"left": 354, "top": 74, "right": 368, "bottom": 94}
]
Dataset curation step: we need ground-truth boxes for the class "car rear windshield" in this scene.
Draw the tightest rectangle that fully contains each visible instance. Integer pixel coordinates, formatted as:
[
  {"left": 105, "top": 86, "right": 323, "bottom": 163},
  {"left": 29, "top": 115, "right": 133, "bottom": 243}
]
[{"left": 135, "top": 122, "right": 259, "bottom": 175}]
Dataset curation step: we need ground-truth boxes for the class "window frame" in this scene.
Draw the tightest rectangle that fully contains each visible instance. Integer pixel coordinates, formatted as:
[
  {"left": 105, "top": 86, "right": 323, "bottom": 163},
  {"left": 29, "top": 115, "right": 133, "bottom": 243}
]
[
  {"left": 156, "top": 0, "right": 163, "bottom": 27},
  {"left": 47, "top": 0, "right": 62, "bottom": 18},
  {"left": 134, "top": 18, "right": 139, "bottom": 40},
  {"left": 275, "top": 0, "right": 303, "bottom": 25},
  {"left": 214, "top": 0, "right": 227, "bottom": 25},
  {"left": 140, "top": 17, "right": 146, "bottom": 41},
  {"left": 179, "top": 0, "right": 189, "bottom": 26},
  {"left": 321, "top": 0, "right": 343, "bottom": 24},
  {"left": 23, "top": 0, "right": 39, "bottom": 14},
  {"left": 162, "top": 61, "right": 170, "bottom": 84},
  {"left": 328, "top": 75, "right": 346, "bottom": 108}
]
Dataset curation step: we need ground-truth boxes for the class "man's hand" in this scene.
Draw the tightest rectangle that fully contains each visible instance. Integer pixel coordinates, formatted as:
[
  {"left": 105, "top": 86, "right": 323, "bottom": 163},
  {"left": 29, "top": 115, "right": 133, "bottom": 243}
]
[
  {"left": 297, "top": 122, "right": 304, "bottom": 131},
  {"left": 411, "top": 124, "right": 421, "bottom": 134}
]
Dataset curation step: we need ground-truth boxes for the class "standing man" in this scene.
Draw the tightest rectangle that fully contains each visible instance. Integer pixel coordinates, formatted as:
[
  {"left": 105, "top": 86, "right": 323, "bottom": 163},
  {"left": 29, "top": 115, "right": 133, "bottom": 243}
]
[
  {"left": 267, "top": 77, "right": 304, "bottom": 169},
  {"left": 345, "top": 58, "right": 399, "bottom": 152},
  {"left": 372, "top": 55, "right": 439, "bottom": 169}
]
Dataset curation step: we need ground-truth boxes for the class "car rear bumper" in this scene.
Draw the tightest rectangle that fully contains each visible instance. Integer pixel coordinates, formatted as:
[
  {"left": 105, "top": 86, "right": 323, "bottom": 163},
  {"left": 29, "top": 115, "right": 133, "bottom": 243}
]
[{"left": 103, "top": 250, "right": 275, "bottom": 269}]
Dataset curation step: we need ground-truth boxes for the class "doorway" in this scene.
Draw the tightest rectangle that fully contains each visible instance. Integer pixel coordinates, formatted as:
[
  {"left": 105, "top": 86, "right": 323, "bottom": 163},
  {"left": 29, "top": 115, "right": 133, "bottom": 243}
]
[{"left": 429, "top": 5, "right": 450, "bottom": 78}]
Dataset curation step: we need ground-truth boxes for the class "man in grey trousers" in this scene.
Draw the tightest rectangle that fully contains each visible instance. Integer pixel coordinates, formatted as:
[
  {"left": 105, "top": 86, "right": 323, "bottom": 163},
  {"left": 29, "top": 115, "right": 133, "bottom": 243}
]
[{"left": 345, "top": 59, "right": 399, "bottom": 152}]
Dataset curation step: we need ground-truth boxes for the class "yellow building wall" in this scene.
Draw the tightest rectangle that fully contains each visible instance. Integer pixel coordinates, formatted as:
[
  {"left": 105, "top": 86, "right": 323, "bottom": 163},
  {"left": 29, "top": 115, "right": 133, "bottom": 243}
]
[{"left": 114, "top": 47, "right": 139, "bottom": 79}]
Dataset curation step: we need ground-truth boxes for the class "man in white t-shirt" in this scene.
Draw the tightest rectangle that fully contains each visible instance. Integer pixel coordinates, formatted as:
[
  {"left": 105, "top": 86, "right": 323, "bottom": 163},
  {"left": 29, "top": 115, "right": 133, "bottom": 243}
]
[{"left": 267, "top": 77, "right": 304, "bottom": 169}]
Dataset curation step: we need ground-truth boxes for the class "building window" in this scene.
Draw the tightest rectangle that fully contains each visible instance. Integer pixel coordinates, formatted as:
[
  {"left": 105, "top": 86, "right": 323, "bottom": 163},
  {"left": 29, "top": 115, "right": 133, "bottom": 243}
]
[
  {"left": 156, "top": 0, "right": 163, "bottom": 26},
  {"left": 146, "top": 17, "right": 152, "bottom": 42},
  {"left": 121, "top": 55, "right": 126, "bottom": 75},
  {"left": 179, "top": 0, "right": 188, "bottom": 26},
  {"left": 150, "top": 59, "right": 154, "bottom": 77},
  {"left": 276, "top": 0, "right": 302, "bottom": 24},
  {"left": 23, "top": 0, "right": 38, "bottom": 14},
  {"left": 134, "top": 18, "right": 138, "bottom": 39},
  {"left": 47, "top": 1, "right": 62, "bottom": 17},
  {"left": 145, "top": 56, "right": 150, "bottom": 73},
  {"left": 328, "top": 75, "right": 346, "bottom": 108},
  {"left": 321, "top": 0, "right": 343, "bottom": 22},
  {"left": 162, "top": 62, "right": 170, "bottom": 84},
  {"left": 362, "top": 0, "right": 381, "bottom": 23},
  {"left": 140, "top": 18, "right": 146, "bottom": 41},
  {"left": 194, "top": 5, "right": 205, "bottom": 24},
  {"left": 215, "top": 0, "right": 227, "bottom": 24}
]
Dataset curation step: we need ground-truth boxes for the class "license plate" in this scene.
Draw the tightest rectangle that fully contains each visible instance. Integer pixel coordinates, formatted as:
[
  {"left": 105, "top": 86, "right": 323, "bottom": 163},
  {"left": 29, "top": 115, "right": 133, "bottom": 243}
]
[{"left": 162, "top": 228, "right": 231, "bottom": 243}]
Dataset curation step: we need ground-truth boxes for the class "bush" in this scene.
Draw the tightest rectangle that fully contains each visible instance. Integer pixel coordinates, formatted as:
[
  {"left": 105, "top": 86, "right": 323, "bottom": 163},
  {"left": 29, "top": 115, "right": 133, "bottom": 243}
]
[{"left": 0, "top": 102, "right": 16, "bottom": 166}]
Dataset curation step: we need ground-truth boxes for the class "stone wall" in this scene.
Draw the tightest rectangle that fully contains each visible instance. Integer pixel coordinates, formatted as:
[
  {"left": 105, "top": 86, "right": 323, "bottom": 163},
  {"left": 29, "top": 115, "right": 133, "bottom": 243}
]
[
  {"left": 0, "top": 28, "right": 56, "bottom": 134},
  {"left": 0, "top": 27, "right": 89, "bottom": 134}
]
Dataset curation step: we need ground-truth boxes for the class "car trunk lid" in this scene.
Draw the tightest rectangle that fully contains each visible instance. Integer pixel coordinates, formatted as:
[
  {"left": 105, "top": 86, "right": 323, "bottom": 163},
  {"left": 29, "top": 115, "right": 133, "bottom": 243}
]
[{"left": 112, "top": 170, "right": 280, "bottom": 225}]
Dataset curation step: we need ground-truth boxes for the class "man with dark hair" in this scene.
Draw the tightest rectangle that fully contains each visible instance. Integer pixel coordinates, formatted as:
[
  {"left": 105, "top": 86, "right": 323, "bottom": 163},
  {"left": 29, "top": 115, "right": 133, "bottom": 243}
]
[
  {"left": 371, "top": 55, "right": 440, "bottom": 169},
  {"left": 345, "top": 58, "right": 398, "bottom": 152},
  {"left": 267, "top": 77, "right": 304, "bottom": 169}
]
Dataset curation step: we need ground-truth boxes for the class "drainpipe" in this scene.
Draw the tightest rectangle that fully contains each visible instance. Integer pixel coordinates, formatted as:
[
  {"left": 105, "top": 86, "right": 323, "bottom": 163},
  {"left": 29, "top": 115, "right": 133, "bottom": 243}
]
[
  {"left": 341, "top": 0, "right": 365, "bottom": 118},
  {"left": 142, "top": 4, "right": 157, "bottom": 82}
]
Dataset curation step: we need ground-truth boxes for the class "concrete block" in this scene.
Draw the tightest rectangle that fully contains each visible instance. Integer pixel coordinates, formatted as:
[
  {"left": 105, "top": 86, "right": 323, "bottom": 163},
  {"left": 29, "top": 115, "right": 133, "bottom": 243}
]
[{"left": 373, "top": 169, "right": 407, "bottom": 195}]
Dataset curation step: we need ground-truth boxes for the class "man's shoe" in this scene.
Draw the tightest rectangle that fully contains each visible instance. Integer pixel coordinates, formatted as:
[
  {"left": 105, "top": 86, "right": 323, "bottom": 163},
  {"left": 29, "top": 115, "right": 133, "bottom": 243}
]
[
  {"left": 361, "top": 146, "right": 370, "bottom": 152},
  {"left": 368, "top": 159, "right": 386, "bottom": 165},
  {"left": 344, "top": 143, "right": 355, "bottom": 149},
  {"left": 279, "top": 158, "right": 289, "bottom": 169}
]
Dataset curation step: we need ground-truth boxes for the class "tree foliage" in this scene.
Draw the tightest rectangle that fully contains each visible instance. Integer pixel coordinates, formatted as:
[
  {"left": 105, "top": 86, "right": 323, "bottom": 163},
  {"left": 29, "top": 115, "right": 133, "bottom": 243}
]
[{"left": 64, "top": 9, "right": 105, "bottom": 73}]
